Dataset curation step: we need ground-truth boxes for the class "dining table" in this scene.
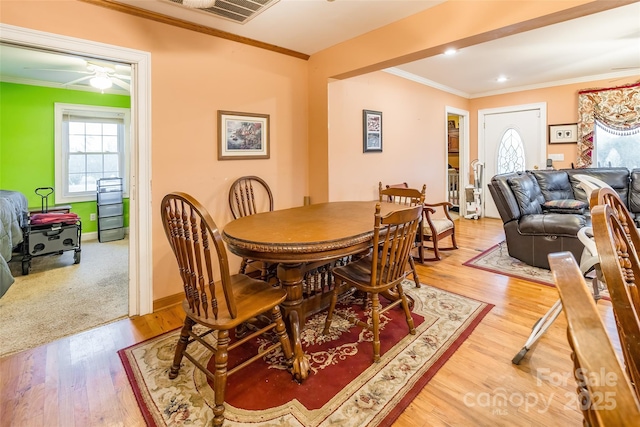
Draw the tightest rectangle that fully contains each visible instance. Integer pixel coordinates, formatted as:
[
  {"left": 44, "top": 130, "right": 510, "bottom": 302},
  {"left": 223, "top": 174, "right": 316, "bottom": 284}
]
[{"left": 222, "top": 200, "right": 401, "bottom": 381}]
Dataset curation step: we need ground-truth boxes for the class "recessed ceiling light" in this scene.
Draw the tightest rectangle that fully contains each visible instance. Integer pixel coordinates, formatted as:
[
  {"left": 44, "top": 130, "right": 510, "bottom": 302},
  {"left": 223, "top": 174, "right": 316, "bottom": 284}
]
[
  {"left": 444, "top": 48, "right": 457, "bottom": 56},
  {"left": 497, "top": 76, "right": 508, "bottom": 83}
]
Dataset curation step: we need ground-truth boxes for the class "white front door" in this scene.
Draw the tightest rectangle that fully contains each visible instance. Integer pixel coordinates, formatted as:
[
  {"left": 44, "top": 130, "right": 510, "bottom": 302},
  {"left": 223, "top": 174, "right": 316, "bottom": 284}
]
[{"left": 480, "top": 103, "right": 547, "bottom": 218}]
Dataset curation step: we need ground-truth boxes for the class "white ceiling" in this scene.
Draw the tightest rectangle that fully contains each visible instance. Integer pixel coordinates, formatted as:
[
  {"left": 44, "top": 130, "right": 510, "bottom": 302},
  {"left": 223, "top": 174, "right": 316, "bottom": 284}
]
[{"left": 0, "top": 1, "right": 638, "bottom": 97}]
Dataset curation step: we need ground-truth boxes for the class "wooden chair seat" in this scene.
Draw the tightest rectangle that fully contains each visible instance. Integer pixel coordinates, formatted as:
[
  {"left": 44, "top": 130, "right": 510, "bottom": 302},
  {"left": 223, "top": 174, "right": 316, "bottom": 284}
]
[
  {"left": 186, "top": 273, "right": 289, "bottom": 329},
  {"left": 161, "top": 192, "right": 293, "bottom": 427}
]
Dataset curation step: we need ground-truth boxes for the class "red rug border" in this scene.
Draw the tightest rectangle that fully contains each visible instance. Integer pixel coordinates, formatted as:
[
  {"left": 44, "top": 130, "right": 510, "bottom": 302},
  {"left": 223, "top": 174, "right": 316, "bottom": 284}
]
[
  {"left": 463, "top": 242, "right": 610, "bottom": 302},
  {"left": 118, "top": 287, "right": 495, "bottom": 427},
  {"left": 462, "top": 242, "right": 557, "bottom": 288},
  {"left": 118, "top": 339, "right": 168, "bottom": 427},
  {"left": 379, "top": 302, "right": 494, "bottom": 427}
]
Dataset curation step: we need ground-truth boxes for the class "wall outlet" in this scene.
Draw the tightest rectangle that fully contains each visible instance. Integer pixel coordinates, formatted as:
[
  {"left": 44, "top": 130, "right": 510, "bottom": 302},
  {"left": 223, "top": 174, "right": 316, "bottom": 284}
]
[{"left": 90, "top": 213, "right": 96, "bottom": 221}]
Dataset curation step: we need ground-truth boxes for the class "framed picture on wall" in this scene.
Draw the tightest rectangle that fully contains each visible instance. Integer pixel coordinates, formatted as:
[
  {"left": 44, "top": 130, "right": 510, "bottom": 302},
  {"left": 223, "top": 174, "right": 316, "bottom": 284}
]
[
  {"left": 363, "top": 109, "right": 382, "bottom": 152},
  {"left": 549, "top": 123, "right": 578, "bottom": 144},
  {"left": 218, "top": 111, "right": 270, "bottom": 160}
]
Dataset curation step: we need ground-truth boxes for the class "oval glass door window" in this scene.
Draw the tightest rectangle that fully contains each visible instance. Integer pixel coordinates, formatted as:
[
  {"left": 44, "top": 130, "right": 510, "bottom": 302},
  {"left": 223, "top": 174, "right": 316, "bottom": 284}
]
[{"left": 497, "top": 128, "right": 525, "bottom": 174}]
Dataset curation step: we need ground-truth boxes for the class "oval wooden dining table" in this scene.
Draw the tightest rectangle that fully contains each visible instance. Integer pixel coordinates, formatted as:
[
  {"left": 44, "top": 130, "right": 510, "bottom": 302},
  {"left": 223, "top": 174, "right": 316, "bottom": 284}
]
[{"left": 222, "top": 200, "right": 399, "bottom": 381}]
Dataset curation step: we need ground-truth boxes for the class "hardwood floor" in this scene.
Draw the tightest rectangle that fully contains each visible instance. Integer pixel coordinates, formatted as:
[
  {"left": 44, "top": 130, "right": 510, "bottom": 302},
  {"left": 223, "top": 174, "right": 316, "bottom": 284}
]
[{"left": 0, "top": 217, "right": 616, "bottom": 426}]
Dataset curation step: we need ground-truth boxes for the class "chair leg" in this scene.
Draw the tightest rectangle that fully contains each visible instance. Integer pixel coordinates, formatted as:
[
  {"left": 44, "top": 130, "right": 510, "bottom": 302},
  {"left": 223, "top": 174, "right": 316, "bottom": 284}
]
[
  {"left": 272, "top": 306, "right": 293, "bottom": 360},
  {"left": 408, "top": 256, "right": 420, "bottom": 287},
  {"left": 396, "top": 284, "right": 416, "bottom": 335},
  {"left": 322, "top": 288, "right": 339, "bottom": 335},
  {"left": 169, "top": 316, "right": 195, "bottom": 379},
  {"left": 213, "top": 329, "right": 230, "bottom": 427},
  {"left": 451, "top": 232, "right": 458, "bottom": 249},
  {"left": 371, "top": 294, "right": 381, "bottom": 362},
  {"left": 432, "top": 238, "right": 442, "bottom": 260}
]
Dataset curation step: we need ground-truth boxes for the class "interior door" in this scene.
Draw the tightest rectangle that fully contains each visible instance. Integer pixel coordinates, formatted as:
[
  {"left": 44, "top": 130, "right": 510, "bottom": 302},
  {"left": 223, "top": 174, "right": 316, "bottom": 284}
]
[{"left": 482, "top": 107, "right": 545, "bottom": 218}]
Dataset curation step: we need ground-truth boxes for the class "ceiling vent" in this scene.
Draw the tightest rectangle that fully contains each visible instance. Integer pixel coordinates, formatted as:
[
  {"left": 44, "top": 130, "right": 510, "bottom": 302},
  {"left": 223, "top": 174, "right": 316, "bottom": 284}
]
[{"left": 170, "top": 0, "right": 279, "bottom": 24}]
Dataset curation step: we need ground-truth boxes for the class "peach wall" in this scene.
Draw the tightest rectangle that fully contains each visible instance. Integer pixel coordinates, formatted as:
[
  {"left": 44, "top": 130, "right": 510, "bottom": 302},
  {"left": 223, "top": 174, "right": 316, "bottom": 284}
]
[
  {"left": 328, "top": 71, "right": 468, "bottom": 204},
  {"left": 469, "top": 76, "right": 640, "bottom": 170},
  {"left": 0, "top": 1, "right": 309, "bottom": 301},
  {"left": 309, "top": 0, "right": 615, "bottom": 203}
]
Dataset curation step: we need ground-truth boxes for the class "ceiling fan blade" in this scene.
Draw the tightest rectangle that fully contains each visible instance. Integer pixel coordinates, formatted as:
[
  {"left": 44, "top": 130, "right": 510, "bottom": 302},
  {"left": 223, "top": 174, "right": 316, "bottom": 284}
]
[
  {"left": 111, "top": 77, "right": 130, "bottom": 91},
  {"left": 64, "top": 75, "right": 93, "bottom": 86},
  {"left": 24, "top": 67, "right": 92, "bottom": 74},
  {"left": 113, "top": 73, "right": 131, "bottom": 80}
]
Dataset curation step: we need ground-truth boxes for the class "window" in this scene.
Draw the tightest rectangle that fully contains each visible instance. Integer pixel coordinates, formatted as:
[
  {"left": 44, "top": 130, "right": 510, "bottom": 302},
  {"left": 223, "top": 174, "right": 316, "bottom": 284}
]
[
  {"left": 55, "top": 103, "right": 130, "bottom": 204},
  {"left": 593, "top": 120, "right": 640, "bottom": 169},
  {"left": 496, "top": 128, "right": 526, "bottom": 174}
]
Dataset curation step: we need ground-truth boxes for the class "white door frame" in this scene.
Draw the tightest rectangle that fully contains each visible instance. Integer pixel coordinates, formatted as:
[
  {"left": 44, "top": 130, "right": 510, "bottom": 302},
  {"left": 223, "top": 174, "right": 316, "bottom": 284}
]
[
  {"left": 445, "top": 106, "right": 469, "bottom": 216},
  {"left": 478, "top": 102, "right": 547, "bottom": 215},
  {"left": 1, "top": 24, "right": 153, "bottom": 316}
]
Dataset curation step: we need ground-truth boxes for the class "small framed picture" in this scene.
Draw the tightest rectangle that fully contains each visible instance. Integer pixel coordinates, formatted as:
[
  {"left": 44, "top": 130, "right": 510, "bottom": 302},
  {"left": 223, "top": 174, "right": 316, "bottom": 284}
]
[
  {"left": 218, "top": 111, "right": 270, "bottom": 160},
  {"left": 549, "top": 123, "right": 578, "bottom": 144},
  {"left": 363, "top": 109, "right": 382, "bottom": 153}
]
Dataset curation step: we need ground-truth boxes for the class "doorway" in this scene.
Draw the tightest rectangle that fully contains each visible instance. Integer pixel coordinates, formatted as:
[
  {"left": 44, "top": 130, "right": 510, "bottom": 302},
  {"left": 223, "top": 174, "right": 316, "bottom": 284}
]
[
  {"left": 479, "top": 103, "right": 547, "bottom": 218},
  {"left": 445, "top": 107, "right": 469, "bottom": 217},
  {"left": 1, "top": 24, "right": 153, "bottom": 316}
]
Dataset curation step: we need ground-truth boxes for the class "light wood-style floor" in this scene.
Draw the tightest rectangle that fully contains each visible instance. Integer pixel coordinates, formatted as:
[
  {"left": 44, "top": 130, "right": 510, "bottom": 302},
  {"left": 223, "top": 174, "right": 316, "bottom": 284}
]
[{"left": 0, "top": 217, "right": 617, "bottom": 426}]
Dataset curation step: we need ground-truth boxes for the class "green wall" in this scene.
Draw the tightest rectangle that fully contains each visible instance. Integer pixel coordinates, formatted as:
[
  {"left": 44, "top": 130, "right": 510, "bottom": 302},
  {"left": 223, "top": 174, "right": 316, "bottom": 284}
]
[{"left": 0, "top": 82, "right": 131, "bottom": 233}]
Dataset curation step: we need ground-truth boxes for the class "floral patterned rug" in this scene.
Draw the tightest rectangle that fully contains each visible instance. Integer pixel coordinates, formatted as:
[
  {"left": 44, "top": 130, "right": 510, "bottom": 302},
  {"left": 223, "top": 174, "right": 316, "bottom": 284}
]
[
  {"left": 463, "top": 241, "right": 609, "bottom": 300},
  {"left": 118, "top": 281, "right": 492, "bottom": 427}
]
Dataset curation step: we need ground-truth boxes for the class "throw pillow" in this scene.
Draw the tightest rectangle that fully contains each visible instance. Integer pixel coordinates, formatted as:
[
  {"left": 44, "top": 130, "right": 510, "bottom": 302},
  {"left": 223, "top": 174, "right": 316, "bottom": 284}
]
[{"left": 542, "top": 199, "right": 588, "bottom": 214}]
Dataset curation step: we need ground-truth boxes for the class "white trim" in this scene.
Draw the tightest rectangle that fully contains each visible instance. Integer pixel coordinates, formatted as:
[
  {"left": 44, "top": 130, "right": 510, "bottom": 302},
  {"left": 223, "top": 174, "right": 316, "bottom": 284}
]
[
  {"left": 54, "top": 103, "right": 131, "bottom": 203},
  {"left": 385, "top": 67, "right": 639, "bottom": 99},
  {"left": 0, "top": 24, "right": 153, "bottom": 316},
  {"left": 478, "top": 102, "right": 547, "bottom": 215},
  {"left": 445, "top": 106, "right": 470, "bottom": 216},
  {"left": 384, "top": 67, "right": 470, "bottom": 98}
]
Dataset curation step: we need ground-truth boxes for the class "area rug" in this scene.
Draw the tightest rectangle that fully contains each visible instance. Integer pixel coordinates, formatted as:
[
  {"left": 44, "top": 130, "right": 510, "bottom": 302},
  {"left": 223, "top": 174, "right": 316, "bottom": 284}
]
[
  {"left": 119, "top": 281, "right": 492, "bottom": 427},
  {"left": 463, "top": 241, "right": 609, "bottom": 299}
]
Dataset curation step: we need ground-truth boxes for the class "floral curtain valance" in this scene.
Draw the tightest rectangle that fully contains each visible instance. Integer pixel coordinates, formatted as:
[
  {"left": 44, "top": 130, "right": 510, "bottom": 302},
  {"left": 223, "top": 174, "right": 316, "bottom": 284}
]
[{"left": 576, "top": 81, "right": 640, "bottom": 168}]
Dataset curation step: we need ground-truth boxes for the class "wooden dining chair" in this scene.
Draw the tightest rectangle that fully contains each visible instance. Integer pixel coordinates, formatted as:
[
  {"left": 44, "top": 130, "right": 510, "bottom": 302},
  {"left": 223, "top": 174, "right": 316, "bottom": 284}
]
[
  {"left": 323, "top": 203, "right": 422, "bottom": 362},
  {"left": 379, "top": 182, "right": 425, "bottom": 287},
  {"left": 591, "top": 202, "right": 640, "bottom": 400},
  {"left": 228, "top": 175, "right": 276, "bottom": 282},
  {"left": 548, "top": 252, "right": 640, "bottom": 426},
  {"left": 161, "top": 192, "right": 293, "bottom": 427}
]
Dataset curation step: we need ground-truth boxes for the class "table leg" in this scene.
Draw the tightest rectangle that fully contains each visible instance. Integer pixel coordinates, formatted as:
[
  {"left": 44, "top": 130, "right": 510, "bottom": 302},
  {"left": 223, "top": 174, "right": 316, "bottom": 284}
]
[{"left": 277, "top": 263, "right": 310, "bottom": 382}]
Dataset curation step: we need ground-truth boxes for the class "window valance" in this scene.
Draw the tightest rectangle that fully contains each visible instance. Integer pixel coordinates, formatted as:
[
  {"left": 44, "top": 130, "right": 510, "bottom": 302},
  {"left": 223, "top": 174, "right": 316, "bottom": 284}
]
[{"left": 576, "top": 81, "right": 640, "bottom": 168}]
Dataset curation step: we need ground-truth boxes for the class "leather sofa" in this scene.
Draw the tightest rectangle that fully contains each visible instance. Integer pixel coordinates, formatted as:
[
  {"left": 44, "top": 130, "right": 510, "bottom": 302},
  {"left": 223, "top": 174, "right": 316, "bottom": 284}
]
[{"left": 488, "top": 167, "right": 640, "bottom": 269}]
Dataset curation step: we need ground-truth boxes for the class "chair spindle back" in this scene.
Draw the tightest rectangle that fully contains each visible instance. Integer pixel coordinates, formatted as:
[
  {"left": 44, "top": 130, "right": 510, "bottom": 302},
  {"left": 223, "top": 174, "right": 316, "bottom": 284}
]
[
  {"left": 229, "top": 176, "right": 274, "bottom": 219},
  {"left": 161, "top": 192, "right": 236, "bottom": 320},
  {"left": 370, "top": 203, "right": 422, "bottom": 287},
  {"left": 592, "top": 203, "right": 640, "bottom": 399}
]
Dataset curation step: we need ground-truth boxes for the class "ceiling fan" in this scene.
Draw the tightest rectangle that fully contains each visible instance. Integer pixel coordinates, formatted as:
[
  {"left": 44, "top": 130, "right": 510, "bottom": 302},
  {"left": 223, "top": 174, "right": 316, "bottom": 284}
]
[
  {"left": 65, "top": 62, "right": 131, "bottom": 91},
  {"left": 27, "top": 61, "right": 131, "bottom": 92}
]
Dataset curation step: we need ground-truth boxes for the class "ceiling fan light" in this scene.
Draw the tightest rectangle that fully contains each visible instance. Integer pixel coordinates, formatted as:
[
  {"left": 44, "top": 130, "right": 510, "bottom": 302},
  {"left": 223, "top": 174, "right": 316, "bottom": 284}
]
[{"left": 90, "top": 75, "right": 112, "bottom": 90}]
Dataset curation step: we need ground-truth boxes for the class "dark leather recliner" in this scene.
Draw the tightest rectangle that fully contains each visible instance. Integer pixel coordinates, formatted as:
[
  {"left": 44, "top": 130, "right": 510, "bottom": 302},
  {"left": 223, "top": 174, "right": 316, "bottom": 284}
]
[{"left": 487, "top": 167, "right": 640, "bottom": 269}]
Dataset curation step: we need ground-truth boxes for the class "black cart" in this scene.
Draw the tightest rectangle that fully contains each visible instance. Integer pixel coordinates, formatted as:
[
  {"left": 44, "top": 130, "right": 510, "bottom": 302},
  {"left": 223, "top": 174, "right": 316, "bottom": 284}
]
[{"left": 21, "top": 187, "right": 81, "bottom": 275}]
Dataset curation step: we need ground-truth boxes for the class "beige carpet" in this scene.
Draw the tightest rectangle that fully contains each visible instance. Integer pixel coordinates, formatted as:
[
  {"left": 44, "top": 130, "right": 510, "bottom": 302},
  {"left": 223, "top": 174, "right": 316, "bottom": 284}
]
[{"left": 0, "top": 237, "right": 129, "bottom": 357}]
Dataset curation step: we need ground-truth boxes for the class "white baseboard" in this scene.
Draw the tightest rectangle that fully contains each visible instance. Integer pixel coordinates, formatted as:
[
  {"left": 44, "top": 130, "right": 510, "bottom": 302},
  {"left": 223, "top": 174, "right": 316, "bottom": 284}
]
[{"left": 82, "top": 228, "right": 129, "bottom": 242}]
